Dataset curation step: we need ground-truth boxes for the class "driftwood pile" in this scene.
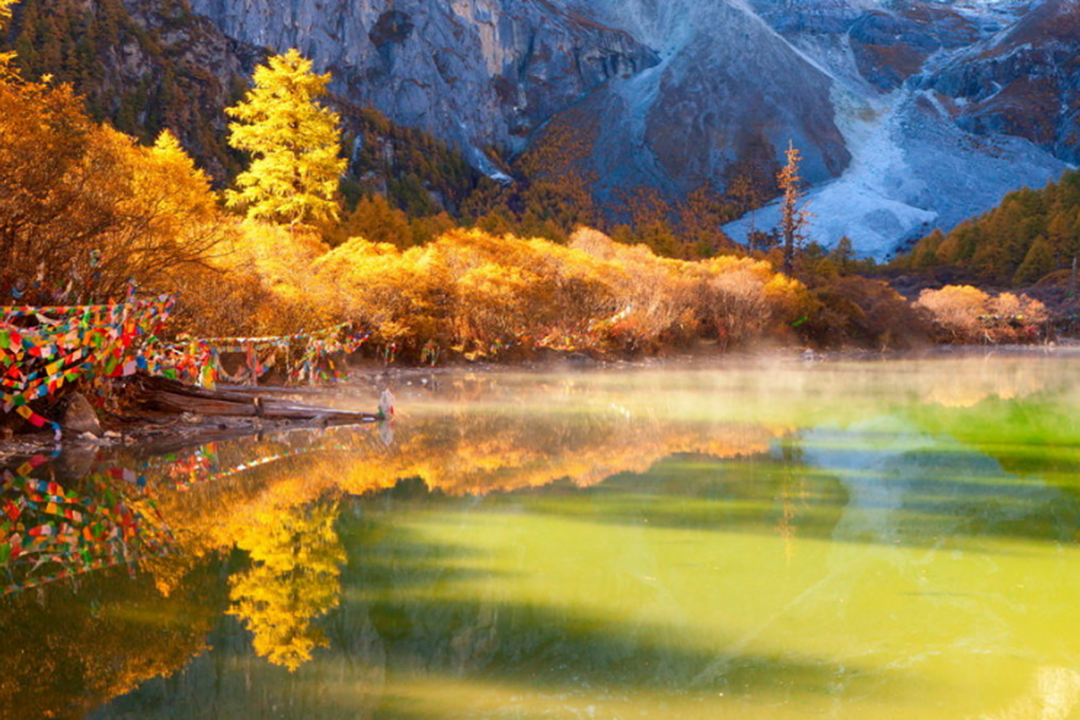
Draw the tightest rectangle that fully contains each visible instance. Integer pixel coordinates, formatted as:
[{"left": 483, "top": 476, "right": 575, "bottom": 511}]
[{"left": 119, "top": 374, "right": 382, "bottom": 422}]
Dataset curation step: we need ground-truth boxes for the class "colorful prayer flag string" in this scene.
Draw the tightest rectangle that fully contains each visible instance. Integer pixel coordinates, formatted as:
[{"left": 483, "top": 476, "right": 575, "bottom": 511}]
[{"left": 0, "top": 295, "right": 175, "bottom": 436}]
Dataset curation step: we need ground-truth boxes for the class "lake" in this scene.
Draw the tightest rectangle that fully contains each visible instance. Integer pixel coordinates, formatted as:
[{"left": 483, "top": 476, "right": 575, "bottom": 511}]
[{"left": 2, "top": 350, "right": 1080, "bottom": 719}]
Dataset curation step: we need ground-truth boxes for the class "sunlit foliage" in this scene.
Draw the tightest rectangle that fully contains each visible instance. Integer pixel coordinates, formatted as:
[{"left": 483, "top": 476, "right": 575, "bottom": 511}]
[
  {"left": 225, "top": 49, "right": 346, "bottom": 227},
  {"left": 915, "top": 285, "right": 1048, "bottom": 343},
  {"left": 897, "top": 170, "right": 1080, "bottom": 286},
  {"left": 2, "top": 0, "right": 246, "bottom": 180},
  {"left": 309, "top": 226, "right": 806, "bottom": 359},
  {"left": 0, "top": 0, "right": 13, "bottom": 73},
  {"left": 228, "top": 501, "right": 346, "bottom": 671},
  {"left": 0, "top": 75, "right": 228, "bottom": 303},
  {"left": 0, "top": 561, "right": 223, "bottom": 720}
]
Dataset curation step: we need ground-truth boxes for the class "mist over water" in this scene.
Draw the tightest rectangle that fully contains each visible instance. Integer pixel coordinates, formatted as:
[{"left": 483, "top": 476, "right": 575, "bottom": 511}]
[{"left": 4, "top": 351, "right": 1080, "bottom": 719}]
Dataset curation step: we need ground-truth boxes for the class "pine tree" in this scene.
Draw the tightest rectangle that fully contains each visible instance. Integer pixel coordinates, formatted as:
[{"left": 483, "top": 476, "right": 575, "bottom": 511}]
[
  {"left": 778, "top": 140, "right": 810, "bottom": 275},
  {"left": 225, "top": 48, "right": 346, "bottom": 227},
  {"left": 1013, "top": 236, "right": 1056, "bottom": 286}
]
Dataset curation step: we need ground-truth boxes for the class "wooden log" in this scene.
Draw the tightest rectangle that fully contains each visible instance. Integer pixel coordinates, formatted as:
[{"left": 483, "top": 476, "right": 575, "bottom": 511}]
[{"left": 120, "top": 374, "right": 382, "bottom": 422}]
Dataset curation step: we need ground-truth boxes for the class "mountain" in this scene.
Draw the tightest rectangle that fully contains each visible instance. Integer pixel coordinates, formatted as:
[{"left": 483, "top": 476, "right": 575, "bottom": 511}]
[
  {"left": 925, "top": 0, "right": 1080, "bottom": 164},
  {"left": 183, "top": 0, "right": 1078, "bottom": 257},
  {"left": 547, "top": 0, "right": 852, "bottom": 202},
  {"left": 5, "top": 0, "right": 258, "bottom": 180},
  {"left": 7, "top": 0, "right": 1079, "bottom": 257},
  {"left": 1, "top": 0, "right": 485, "bottom": 211},
  {"left": 723, "top": 0, "right": 1070, "bottom": 258},
  {"left": 185, "top": 0, "right": 660, "bottom": 177}
]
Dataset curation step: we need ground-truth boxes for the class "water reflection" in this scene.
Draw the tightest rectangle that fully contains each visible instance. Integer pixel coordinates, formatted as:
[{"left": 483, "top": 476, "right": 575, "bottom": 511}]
[
  {"left": 0, "top": 455, "right": 173, "bottom": 597},
  {"left": 228, "top": 501, "right": 346, "bottom": 671},
  {"left": 1, "top": 354, "right": 1080, "bottom": 719}
]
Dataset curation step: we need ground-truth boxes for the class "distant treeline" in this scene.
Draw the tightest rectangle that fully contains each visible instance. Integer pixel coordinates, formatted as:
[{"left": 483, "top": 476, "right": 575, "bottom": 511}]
[{"left": 896, "top": 170, "right": 1080, "bottom": 288}]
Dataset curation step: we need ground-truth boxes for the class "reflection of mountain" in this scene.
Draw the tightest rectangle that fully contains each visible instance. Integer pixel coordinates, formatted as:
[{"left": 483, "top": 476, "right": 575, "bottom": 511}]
[
  {"left": 5, "top": 358, "right": 1080, "bottom": 717},
  {"left": 0, "top": 405, "right": 791, "bottom": 715},
  {"left": 803, "top": 417, "right": 1080, "bottom": 549},
  {"left": 95, "top": 459, "right": 854, "bottom": 719},
  {"left": 88, "top": 439, "right": 1080, "bottom": 719}
]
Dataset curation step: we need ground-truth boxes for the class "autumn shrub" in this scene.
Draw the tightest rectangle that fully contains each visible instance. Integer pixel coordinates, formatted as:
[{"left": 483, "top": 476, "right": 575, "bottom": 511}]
[
  {"left": 317, "top": 229, "right": 614, "bottom": 358},
  {"left": 798, "top": 276, "right": 933, "bottom": 349},
  {"left": 572, "top": 228, "right": 805, "bottom": 351},
  {"left": 167, "top": 221, "right": 344, "bottom": 338},
  {"left": 0, "top": 77, "right": 228, "bottom": 304},
  {"left": 699, "top": 255, "right": 806, "bottom": 347},
  {"left": 915, "top": 285, "right": 1048, "bottom": 343},
  {"left": 316, "top": 238, "right": 447, "bottom": 351},
  {"left": 571, "top": 228, "right": 705, "bottom": 351},
  {"left": 160, "top": 218, "right": 811, "bottom": 359}
]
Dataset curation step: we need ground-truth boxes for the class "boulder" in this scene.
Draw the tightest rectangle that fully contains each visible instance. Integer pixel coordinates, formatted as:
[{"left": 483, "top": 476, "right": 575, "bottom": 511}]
[{"left": 61, "top": 393, "right": 102, "bottom": 436}]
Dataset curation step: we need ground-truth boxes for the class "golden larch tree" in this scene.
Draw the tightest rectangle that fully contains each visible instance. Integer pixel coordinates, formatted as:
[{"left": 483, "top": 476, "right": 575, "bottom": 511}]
[{"left": 226, "top": 49, "right": 346, "bottom": 227}]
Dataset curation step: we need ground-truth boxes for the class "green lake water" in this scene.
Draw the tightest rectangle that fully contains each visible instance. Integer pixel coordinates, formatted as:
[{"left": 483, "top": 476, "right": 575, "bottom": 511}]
[{"left": 2, "top": 351, "right": 1080, "bottom": 719}]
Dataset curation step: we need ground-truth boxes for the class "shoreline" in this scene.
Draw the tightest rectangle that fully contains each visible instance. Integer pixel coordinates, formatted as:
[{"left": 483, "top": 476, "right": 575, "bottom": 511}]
[{"left": 3, "top": 342, "right": 1079, "bottom": 463}]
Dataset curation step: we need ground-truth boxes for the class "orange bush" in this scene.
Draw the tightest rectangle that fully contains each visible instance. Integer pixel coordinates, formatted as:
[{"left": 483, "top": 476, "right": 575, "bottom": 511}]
[{"left": 915, "top": 285, "right": 1048, "bottom": 343}]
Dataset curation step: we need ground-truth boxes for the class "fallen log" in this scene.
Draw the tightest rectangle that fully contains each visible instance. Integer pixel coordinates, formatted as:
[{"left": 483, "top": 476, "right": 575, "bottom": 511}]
[{"left": 119, "top": 374, "right": 383, "bottom": 422}]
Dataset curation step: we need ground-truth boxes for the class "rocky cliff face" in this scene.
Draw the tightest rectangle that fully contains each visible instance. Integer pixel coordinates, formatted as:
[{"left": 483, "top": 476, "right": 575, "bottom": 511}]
[
  {"left": 554, "top": 0, "right": 852, "bottom": 203},
  {"left": 924, "top": 0, "right": 1080, "bottom": 165},
  {"left": 186, "top": 0, "right": 659, "bottom": 174}
]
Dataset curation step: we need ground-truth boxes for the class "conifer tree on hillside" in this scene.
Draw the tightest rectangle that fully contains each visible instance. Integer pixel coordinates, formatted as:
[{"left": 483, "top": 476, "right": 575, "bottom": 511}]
[
  {"left": 778, "top": 140, "right": 810, "bottom": 275},
  {"left": 225, "top": 49, "right": 346, "bottom": 227},
  {"left": 896, "top": 169, "right": 1080, "bottom": 286}
]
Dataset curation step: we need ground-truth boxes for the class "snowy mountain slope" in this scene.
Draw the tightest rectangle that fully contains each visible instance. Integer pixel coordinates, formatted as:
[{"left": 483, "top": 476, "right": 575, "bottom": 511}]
[
  {"left": 721, "top": 0, "right": 1070, "bottom": 257},
  {"left": 724, "top": 84, "right": 1064, "bottom": 259}
]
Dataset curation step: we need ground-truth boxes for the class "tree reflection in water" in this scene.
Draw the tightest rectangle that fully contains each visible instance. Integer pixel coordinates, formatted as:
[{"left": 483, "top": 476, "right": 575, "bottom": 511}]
[{"left": 228, "top": 501, "right": 346, "bottom": 671}]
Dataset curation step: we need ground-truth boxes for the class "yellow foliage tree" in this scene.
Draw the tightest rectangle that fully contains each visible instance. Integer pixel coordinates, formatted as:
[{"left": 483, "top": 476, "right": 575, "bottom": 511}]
[
  {"left": 226, "top": 49, "right": 346, "bottom": 227},
  {"left": 108, "top": 129, "right": 231, "bottom": 290},
  {"left": 228, "top": 502, "right": 346, "bottom": 672},
  {"left": 0, "top": 78, "right": 228, "bottom": 303}
]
